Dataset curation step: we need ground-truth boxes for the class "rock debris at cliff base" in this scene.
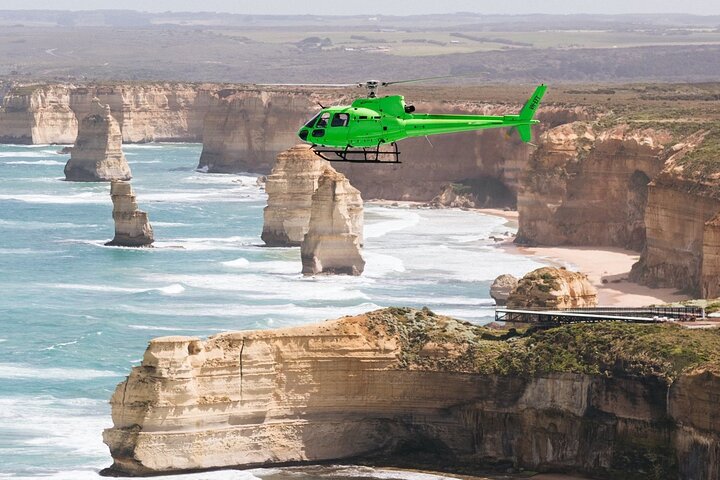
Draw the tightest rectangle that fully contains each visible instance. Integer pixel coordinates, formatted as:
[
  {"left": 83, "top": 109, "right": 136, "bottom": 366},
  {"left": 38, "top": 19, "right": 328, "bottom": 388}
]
[{"left": 104, "top": 307, "right": 720, "bottom": 478}]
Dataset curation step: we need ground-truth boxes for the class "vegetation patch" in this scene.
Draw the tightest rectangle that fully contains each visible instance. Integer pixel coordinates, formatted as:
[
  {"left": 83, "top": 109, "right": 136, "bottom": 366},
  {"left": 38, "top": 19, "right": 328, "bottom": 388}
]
[{"left": 364, "top": 308, "right": 720, "bottom": 383}]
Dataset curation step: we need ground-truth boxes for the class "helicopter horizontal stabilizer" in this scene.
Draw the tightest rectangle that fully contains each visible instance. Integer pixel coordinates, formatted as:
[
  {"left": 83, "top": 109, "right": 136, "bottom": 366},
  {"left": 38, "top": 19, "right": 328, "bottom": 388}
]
[{"left": 519, "top": 84, "right": 547, "bottom": 122}]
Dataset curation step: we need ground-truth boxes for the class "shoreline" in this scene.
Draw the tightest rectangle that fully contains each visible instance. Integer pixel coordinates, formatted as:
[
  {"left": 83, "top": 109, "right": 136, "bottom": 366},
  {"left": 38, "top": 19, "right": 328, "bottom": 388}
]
[
  {"left": 365, "top": 202, "right": 688, "bottom": 307},
  {"left": 465, "top": 206, "right": 690, "bottom": 307}
]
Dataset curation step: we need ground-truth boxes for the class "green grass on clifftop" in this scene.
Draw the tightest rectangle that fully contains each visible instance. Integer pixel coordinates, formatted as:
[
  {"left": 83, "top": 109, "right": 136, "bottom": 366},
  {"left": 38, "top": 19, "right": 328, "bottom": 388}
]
[{"left": 365, "top": 307, "right": 720, "bottom": 383}]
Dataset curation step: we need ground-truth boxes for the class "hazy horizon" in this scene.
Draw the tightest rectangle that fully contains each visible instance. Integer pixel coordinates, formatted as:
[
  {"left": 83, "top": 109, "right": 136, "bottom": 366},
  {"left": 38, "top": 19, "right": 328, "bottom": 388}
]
[{"left": 0, "top": 0, "right": 719, "bottom": 16}]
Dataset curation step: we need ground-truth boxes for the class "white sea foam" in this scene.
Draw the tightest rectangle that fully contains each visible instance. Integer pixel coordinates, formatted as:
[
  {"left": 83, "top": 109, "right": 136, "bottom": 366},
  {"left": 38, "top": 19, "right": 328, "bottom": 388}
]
[
  {"left": 154, "top": 236, "right": 256, "bottom": 251},
  {"left": 4, "top": 159, "right": 66, "bottom": 166},
  {"left": 333, "top": 466, "right": 461, "bottom": 480},
  {"left": 127, "top": 159, "right": 161, "bottom": 164},
  {"left": 220, "top": 258, "right": 299, "bottom": 274},
  {"left": 146, "top": 273, "right": 371, "bottom": 302},
  {"left": 0, "top": 191, "right": 108, "bottom": 205},
  {"left": 120, "top": 302, "right": 381, "bottom": 320},
  {"left": 362, "top": 252, "right": 406, "bottom": 277},
  {"left": 0, "top": 364, "right": 119, "bottom": 380},
  {"left": 0, "top": 247, "right": 40, "bottom": 254},
  {"left": 151, "top": 221, "right": 190, "bottom": 227},
  {"left": 44, "top": 283, "right": 185, "bottom": 295},
  {"left": 127, "top": 324, "right": 226, "bottom": 332},
  {"left": 42, "top": 340, "right": 79, "bottom": 351},
  {"left": 140, "top": 188, "right": 264, "bottom": 203},
  {"left": 222, "top": 257, "right": 251, "bottom": 267},
  {"left": 182, "top": 174, "right": 260, "bottom": 185},
  {"left": 0, "top": 396, "right": 111, "bottom": 463},
  {"left": 157, "top": 283, "right": 186, "bottom": 295},
  {"left": 364, "top": 208, "right": 421, "bottom": 239},
  {"left": 0, "top": 151, "right": 55, "bottom": 158}
]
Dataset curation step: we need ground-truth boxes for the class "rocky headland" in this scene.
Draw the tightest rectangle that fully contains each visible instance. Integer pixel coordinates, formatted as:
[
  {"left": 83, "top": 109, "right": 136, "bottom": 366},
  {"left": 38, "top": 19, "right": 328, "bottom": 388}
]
[
  {"left": 64, "top": 99, "right": 132, "bottom": 182},
  {"left": 103, "top": 307, "right": 720, "bottom": 479},
  {"left": 105, "top": 181, "right": 154, "bottom": 247},
  {"left": 301, "top": 168, "right": 364, "bottom": 275}
]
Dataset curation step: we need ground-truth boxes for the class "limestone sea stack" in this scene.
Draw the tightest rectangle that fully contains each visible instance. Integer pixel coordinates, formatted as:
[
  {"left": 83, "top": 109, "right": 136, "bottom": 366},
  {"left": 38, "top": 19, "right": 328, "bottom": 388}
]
[
  {"left": 105, "top": 181, "right": 154, "bottom": 247},
  {"left": 103, "top": 307, "right": 720, "bottom": 478},
  {"left": 506, "top": 266, "right": 598, "bottom": 309},
  {"left": 301, "top": 168, "right": 364, "bottom": 275},
  {"left": 64, "top": 99, "right": 131, "bottom": 182},
  {"left": 261, "top": 145, "right": 330, "bottom": 246}
]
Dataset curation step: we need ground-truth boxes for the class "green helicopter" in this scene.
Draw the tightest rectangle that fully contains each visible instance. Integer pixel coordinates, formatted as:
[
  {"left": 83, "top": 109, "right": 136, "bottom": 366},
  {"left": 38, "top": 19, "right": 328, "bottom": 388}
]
[{"left": 290, "top": 78, "right": 547, "bottom": 163}]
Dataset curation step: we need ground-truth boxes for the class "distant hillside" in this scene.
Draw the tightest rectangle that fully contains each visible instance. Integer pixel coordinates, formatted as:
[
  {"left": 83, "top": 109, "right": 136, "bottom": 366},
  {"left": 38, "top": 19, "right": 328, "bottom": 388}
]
[{"left": 1, "top": 11, "right": 720, "bottom": 83}]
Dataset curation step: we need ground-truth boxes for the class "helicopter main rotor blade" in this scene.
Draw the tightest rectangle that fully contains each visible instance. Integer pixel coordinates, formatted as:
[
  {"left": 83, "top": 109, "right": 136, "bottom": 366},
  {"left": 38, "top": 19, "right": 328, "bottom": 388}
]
[
  {"left": 254, "top": 83, "right": 360, "bottom": 88},
  {"left": 382, "top": 71, "right": 489, "bottom": 86}
]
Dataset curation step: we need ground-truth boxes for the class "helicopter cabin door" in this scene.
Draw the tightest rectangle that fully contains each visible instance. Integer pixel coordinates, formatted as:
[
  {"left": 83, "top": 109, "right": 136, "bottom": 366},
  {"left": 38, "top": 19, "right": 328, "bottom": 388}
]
[{"left": 327, "top": 112, "right": 349, "bottom": 147}]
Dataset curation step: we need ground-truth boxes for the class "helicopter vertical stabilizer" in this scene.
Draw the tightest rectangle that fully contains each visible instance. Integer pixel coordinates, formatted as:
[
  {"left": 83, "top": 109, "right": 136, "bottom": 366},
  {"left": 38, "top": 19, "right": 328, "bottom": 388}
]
[
  {"left": 516, "top": 84, "right": 547, "bottom": 142},
  {"left": 519, "top": 84, "right": 547, "bottom": 122}
]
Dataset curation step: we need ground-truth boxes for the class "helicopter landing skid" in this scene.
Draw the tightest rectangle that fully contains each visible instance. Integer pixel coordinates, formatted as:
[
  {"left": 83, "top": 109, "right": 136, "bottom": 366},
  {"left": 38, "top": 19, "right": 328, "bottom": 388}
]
[{"left": 312, "top": 143, "right": 401, "bottom": 164}]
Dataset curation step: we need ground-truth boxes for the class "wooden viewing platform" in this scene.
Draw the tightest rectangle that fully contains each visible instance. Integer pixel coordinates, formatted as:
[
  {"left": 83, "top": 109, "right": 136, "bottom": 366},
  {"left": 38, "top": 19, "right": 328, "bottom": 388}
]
[{"left": 495, "top": 306, "right": 705, "bottom": 326}]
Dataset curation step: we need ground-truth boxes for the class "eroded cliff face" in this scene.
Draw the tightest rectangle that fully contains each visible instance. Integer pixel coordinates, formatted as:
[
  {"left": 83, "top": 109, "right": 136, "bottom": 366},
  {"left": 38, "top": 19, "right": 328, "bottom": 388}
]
[
  {"left": 103, "top": 308, "right": 720, "bottom": 479},
  {"left": 517, "top": 124, "right": 674, "bottom": 250},
  {"left": 629, "top": 132, "right": 720, "bottom": 295},
  {"left": 0, "top": 85, "right": 77, "bottom": 144},
  {"left": 0, "top": 83, "right": 214, "bottom": 144}
]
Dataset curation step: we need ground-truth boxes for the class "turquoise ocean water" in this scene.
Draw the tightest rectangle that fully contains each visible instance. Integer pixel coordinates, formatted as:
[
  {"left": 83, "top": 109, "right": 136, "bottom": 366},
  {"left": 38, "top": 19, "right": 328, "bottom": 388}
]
[{"left": 0, "top": 143, "right": 545, "bottom": 479}]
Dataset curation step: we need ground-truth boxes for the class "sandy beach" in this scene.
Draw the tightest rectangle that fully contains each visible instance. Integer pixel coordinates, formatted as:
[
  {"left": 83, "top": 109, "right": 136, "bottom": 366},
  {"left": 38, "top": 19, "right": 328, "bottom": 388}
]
[{"left": 469, "top": 209, "right": 691, "bottom": 307}]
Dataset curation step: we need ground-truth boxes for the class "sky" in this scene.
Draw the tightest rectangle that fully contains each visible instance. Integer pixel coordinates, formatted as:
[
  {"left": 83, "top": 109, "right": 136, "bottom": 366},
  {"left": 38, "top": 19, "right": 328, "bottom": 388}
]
[{"left": 0, "top": 0, "right": 718, "bottom": 16}]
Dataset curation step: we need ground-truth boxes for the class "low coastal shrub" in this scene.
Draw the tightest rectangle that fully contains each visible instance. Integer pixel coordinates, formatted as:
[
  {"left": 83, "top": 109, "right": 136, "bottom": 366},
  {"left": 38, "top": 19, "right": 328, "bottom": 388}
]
[{"left": 366, "top": 307, "right": 720, "bottom": 383}]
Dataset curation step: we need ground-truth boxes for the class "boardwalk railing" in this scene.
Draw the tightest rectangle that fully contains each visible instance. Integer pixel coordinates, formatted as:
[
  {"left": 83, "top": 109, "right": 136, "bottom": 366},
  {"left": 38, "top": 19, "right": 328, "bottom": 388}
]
[{"left": 495, "top": 306, "right": 705, "bottom": 326}]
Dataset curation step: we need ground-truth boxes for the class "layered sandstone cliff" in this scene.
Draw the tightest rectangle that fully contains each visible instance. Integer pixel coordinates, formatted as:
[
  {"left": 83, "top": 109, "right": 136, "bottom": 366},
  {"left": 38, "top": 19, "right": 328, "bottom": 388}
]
[
  {"left": 516, "top": 124, "right": 674, "bottom": 250},
  {"left": 629, "top": 131, "right": 720, "bottom": 295},
  {"left": 506, "top": 267, "right": 598, "bottom": 309},
  {"left": 103, "top": 308, "right": 720, "bottom": 478},
  {"left": 0, "top": 83, "right": 213, "bottom": 144},
  {"left": 301, "top": 168, "right": 364, "bottom": 275},
  {"left": 64, "top": 100, "right": 131, "bottom": 182},
  {"left": 261, "top": 145, "right": 331, "bottom": 246},
  {"left": 106, "top": 181, "right": 154, "bottom": 247},
  {"left": 0, "top": 85, "right": 77, "bottom": 144}
]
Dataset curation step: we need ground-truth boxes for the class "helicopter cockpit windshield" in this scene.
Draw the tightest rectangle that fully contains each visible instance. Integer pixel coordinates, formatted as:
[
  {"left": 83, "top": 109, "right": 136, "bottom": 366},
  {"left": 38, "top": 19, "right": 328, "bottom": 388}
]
[{"left": 304, "top": 113, "right": 322, "bottom": 128}]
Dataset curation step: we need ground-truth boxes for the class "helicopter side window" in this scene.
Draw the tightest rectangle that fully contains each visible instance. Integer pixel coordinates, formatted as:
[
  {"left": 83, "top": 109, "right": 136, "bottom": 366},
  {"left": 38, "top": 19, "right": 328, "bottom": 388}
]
[
  {"left": 316, "top": 113, "right": 330, "bottom": 128},
  {"left": 304, "top": 113, "right": 321, "bottom": 128},
  {"left": 331, "top": 113, "right": 349, "bottom": 127}
]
